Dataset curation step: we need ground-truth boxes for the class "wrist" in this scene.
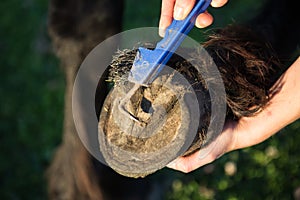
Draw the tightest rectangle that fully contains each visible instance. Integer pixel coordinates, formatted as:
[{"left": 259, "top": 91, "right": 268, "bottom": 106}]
[{"left": 222, "top": 120, "right": 239, "bottom": 152}]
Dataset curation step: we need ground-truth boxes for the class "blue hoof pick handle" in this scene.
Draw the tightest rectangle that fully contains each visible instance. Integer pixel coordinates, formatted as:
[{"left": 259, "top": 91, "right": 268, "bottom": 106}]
[
  {"left": 128, "top": 0, "right": 212, "bottom": 86},
  {"left": 119, "top": 0, "right": 211, "bottom": 123}
]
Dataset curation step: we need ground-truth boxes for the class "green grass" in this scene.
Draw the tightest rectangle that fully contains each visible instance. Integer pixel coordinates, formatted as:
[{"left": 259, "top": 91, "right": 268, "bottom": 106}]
[
  {"left": 1, "top": 0, "right": 299, "bottom": 199},
  {"left": 0, "top": 0, "right": 64, "bottom": 199}
]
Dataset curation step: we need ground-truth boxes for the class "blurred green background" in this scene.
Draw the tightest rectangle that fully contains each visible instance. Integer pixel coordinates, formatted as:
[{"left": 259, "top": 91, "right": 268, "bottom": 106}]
[{"left": 1, "top": 0, "right": 299, "bottom": 199}]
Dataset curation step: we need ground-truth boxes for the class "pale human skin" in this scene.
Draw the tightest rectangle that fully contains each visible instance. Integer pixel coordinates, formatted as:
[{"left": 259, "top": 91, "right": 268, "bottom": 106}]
[
  {"left": 159, "top": 0, "right": 228, "bottom": 36},
  {"left": 167, "top": 57, "right": 300, "bottom": 172}
]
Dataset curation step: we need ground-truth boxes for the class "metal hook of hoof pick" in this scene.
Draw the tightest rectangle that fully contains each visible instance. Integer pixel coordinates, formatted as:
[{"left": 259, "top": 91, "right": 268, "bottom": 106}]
[
  {"left": 118, "top": 84, "right": 141, "bottom": 123},
  {"left": 119, "top": 0, "right": 212, "bottom": 123}
]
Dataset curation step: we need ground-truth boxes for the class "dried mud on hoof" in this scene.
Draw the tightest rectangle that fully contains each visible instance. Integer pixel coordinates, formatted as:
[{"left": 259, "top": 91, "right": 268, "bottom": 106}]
[{"left": 99, "top": 71, "right": 205, "bottom": 178}]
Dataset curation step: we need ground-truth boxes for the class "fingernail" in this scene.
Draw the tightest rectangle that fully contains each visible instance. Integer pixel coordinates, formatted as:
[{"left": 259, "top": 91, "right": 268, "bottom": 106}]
[
  {"left": 196, "top": 20, "right": 207, "bottom": 28},
  {"left": 211, "top": 0, "right": 228, "bottom": 8},
  {"left": 166, "top": 160, "right": 177, "bottom": 168},
  {"left": 159, "top": 28, "right": 166, "bottom": 37},
  {"left": 158, "top": 19, "right": 166, "bottom": 37},
  {"left": 174, "top": 6, "right": 184, "bottom": 20}
]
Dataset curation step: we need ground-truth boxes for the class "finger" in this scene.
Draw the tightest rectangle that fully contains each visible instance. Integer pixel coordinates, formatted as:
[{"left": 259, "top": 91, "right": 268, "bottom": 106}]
[
  {"left": 159, "top": 0, "right": 176, "bottom": 37},
  {"left": 166, "top": 125, "right": 235, "bottom": 173},
  {"left": 173, "top": 0, "right": 196, "bottom": 20},
  {"left": 195, "top": 11, "right": 213, "bottom": 28},
  {"left": 167, "top": 150, "right": 216, "bottom": 173},
  {"left": 211, "top": 0, "right": 228, "bottom": 8}
]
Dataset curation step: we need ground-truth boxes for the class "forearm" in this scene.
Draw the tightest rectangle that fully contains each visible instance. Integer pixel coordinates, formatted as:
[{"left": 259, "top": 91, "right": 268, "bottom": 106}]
[{"left": 233, "top": 57, "right": 300, "bottom": 150}]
